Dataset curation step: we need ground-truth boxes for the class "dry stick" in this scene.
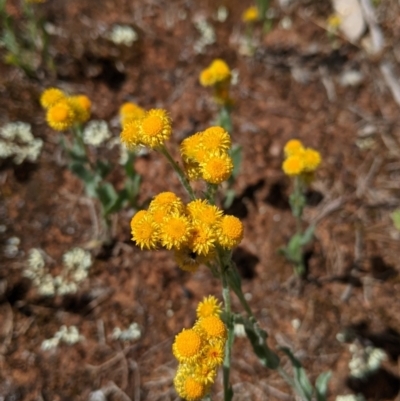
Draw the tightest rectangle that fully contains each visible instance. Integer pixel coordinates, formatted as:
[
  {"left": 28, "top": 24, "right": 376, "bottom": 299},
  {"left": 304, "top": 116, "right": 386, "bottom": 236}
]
[
  {"left": 103, "top": 381, "right": 132, "bottom": 401},
  {"left": 128, "top": 359, "right": 141, "bottom": 401},
  {"left": 0, "top": 303, "right": 13, "bottom": 355},
  {"left": 360, "top": 0, "right": 400, "bottom": 108},
  {"left": 97, "top": 319, "right": 106, "bottom": 344},
  {"left": 260, "top": 382, "right": 292, "bottom": 401},
  {"left": 341, "top": 225, "right": 363, "bottom": 302},
  {"left": 356, "top": 156, "right": 382, "bottom": 198}
]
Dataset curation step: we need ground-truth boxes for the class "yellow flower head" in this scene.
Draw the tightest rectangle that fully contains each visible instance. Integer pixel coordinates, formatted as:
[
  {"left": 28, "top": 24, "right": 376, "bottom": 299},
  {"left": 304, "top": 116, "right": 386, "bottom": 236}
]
[
  {"left": 130, "top": 210, "right": 159, "bottom": 250},
  {"left": 138, "top": 109, "right": 172, "bottom": 148},
  {"left": 186, "top": 200, "right": 223, "bottom": 227},
  {"left": 188, "top": 222, "right": 216, "bottom": 256},
  {"left": 69, "top": 95, "right": 91, "bottom": 123},
  {"left": 180, "top": 132, "right": 204, "bottom": 163},
  {"left": 191, "top": 362, "right": 218, "bottom": 385},
  {"left": 242, "top": 6, "right": 259, "bottom": 23},
  {"left": 200, "top": 152, "right": 233, "bottom": 184},
  {"left": 119, "top": 102, "right": 145, "bottom": 126},
  {"left": 172, "top": 328, "right": 203, "bottom": 363},
  {"left": 196, "top": 316, "right": 227, "bottom": 340},
  {"left": 46, "top": 100, "right": 76, "bottom": 131},
  {"left": 199, "top": 59, "right": 231, "bottom": 87},
  {"left": 184, "top": 160, "right": 203, "bottom": 181},
  {"left": 327, "top": 14, "right": 341, "bottom": 31},
  {"left": 40, "top": 88, "right": 66, "bottom": 109},
  {"left": 159, "top": 213, "right": 192, "bottom": 250},
  {"left": 174, "top": 367, "right": 208, "bottom": 401},
  {"left": 302, "top": 148, "right": 321, "bottom": 172},
  {"left": 120, "top": 119, "right": 141, "bottom": 150},
  {"left": 174, "top": 247, "right": 214, "bottom": 273},
  {"left": 282, "top": 155, "right": 304, "bottom": 176},
  {"left": 199, "top": 68, "right": 215, "bottom": 87},
  {"left": 149, "top": 192, "right": 184, "bottom": 214},
  {"left": 196, "top": 295, "right": 222, "bottom": 319},
  {"left": 284, "top": 139, "right": 304, "bottom": 158},
  {"left": 210, "top": 59, "right": 231, "bottom": 83},
  {"left": 217, "top": 215, "right": 244, "bottom": 249},
  {"left": 201, "top": 126, "right": 231, "bottom": 153},
  {"left": 203, "top": 340, "right": 225, "bottom": 367}
]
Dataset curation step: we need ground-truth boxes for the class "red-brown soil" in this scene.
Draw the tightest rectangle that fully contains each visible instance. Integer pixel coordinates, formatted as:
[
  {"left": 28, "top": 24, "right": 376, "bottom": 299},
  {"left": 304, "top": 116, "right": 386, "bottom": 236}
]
[{"left": 1, "top": 0, "right": 400, "bottom": 400}]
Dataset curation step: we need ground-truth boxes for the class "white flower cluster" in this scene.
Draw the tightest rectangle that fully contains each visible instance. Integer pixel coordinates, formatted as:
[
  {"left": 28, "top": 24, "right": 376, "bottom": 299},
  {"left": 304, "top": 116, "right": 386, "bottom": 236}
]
[
  {"left": 0, "top": 122, "right": 43, "bottom": 164},
  {"left": 107, "top": 25, "right": 138, "bottom": 46},
  {"left": 24, "top": 247, "right": 92, "bottom": 296},
  {"left": 41, "top": 325, "right": 84, "bottom": 350},
  {"left": 83, "top": 120, "right": 111, "bottom": 147},
  {"left": 112, "top": 323, "right": 141, "bottom": 341},
  {"left": 348, "top": 343, "right": 387, "bottom": 378},
  {"left": 193, "top": 18, "right": 216, "bottom": 54},
  {"left": 4, "top": 236, "right": 20, "bottom": 258}
]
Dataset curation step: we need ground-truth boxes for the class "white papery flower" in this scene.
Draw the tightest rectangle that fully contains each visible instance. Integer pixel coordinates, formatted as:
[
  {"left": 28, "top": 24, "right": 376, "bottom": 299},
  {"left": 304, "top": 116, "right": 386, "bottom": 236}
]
[
  {"left": 0, "top": 122, "right": 43, "bottom": 164},
  {"left": 83, "top": 120, "right": 111, "bottom": 147},
  {"left": 107, "top": 25, "right": 138, "bottom": 46}
]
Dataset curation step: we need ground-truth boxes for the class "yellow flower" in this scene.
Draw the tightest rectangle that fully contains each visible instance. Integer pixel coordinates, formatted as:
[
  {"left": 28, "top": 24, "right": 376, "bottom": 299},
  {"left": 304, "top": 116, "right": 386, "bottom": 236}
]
[
  {"left": 119, "top": 102, "right": 145, "bottom": 126},
  {"left": 196, "top": 296, "right": 222, "bottom": 319},
  {"left": 46, "top": 100, "right": 76, "bottom": 131},
  {"left": 130, "top": 210, "right": 159, "bottom": 250},
  {"left": 191, "top": 362, "right": 218, "bottom": 385},
  {"left": 199, "top": 59, "right": 231, "bottom": 87},
  {"left": 242, "top": 6, "right": 259, "bottom": 23},
  {"left": 216, "top": 215, "right": 243, "bottom": 249},
  {"left": 209, "top": 59, "right": 231, "bottom": 84},
  {"left": 184, "top": 160, "right": 203, "bottom": 181},
  {"left": 186, "top": 200, "right": 223, "bottom": 227},
  {"left": 196, "top": 316, "right": 227, "bottom": 340},
  {"left": 327, "top": 14, "right": 341, "bottom": 31},
  {"left": 302, "top": 148, "right": 321, "bottom": 172},
  {"left": 201, "top": 126, "right": 231, "bottom": 153},
  {"left": 40, "top": 88, "right": 66, "bottom": 109},
  {"left": 174, "top": 366, "right": 209, "bottom": 401},
  {"left": 200, "top": 152, "right": 233, "bottom": 184},
  {"left": 203, "top": 340, "right": 225, "bottom": 367},
  {"left": 69, "top": 95, "right": 91, "bottom": 123},
  {"left": 159, "top": 213, "right": 192, "bottom": 250},
  {"left": 138, "top": 109, "right": 172, "bottom": 148},
  {"left": 172, "top": 329, "right": 204, "bottom": 363},
  {"left": 284, "top": 139, "right": 304, "bottom": 157},
  {"left": 282, "top": 155, "right": 304, "bottom": 176},
  {"left": 188, "top": 223, "right": 216, "bottom": 256},
  {"left": 199, "top": 68, "right": 215, "bottom": 87},
  {"left": 149, "top": 192, "right": 184, "bottom": 214},
  {"left": 173, "top": 247, "right": 214, "bottom": 273},
  {"left": 120, "top": 119, "right": 141, "bottom": 150},
  {"left": 180, "top": 132, "right": 204, "bottom": 163}
]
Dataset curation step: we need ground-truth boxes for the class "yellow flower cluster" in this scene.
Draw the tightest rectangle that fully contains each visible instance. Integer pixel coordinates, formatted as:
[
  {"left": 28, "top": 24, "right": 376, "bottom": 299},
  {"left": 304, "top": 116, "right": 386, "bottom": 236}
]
[
  {"left": 282, "top": 139, "right": 321, "bottom": 177},
  {"left": 242, "top": 6, "right": 259, "bottom": 23},
  {"left": 130, "top": 192, "right": 244, "bottom": 271},
  {"left": 173, "top": 296, "right": 226, "bottom": 401},
  {"left": 120, "top": 108, "right": 171, "bottom": 150},
  {"left": 180, "top": 126, "right": 233, "bottom": 184},
  {"left": 199, "top": 59, "right": 231, "bottom": 87},
  {"left": 40, "top": 88, "right": 91, "bottom": 131}
]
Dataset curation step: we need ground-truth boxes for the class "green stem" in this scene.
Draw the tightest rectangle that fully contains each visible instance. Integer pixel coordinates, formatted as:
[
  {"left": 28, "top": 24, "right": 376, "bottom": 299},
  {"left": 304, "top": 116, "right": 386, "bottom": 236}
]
[
  {"left": 159, "top": 145, "right": 196, "bottom": 200},
  {"left": 222, "top": 270, "right": 233, "bottom": 401},
  {"left": 293, "top": 176, "right": 303, "bottom": 234}
]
